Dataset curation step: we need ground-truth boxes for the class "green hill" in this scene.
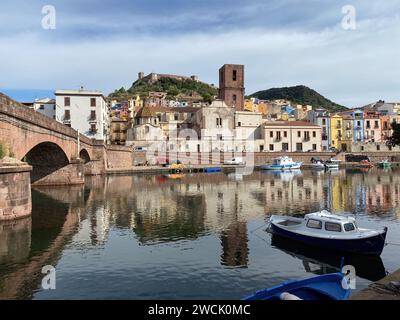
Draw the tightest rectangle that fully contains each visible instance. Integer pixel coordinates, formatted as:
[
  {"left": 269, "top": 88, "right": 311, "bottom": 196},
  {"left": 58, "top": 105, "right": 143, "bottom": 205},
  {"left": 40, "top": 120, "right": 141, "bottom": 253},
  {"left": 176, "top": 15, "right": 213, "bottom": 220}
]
[
  {"left": 109, "top": 77, "right": 218, "bottom": 102},
  {"left": 250, "top": 85, "right": 348, "bottom": 112}
]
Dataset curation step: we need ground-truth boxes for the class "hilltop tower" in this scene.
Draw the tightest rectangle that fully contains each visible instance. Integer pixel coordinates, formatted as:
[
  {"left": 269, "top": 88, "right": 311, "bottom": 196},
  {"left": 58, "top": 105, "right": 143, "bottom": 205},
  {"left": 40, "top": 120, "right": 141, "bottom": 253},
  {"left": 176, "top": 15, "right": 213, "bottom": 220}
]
[{"left": 218, "top": 64, "right": 245, "bottom": 111}]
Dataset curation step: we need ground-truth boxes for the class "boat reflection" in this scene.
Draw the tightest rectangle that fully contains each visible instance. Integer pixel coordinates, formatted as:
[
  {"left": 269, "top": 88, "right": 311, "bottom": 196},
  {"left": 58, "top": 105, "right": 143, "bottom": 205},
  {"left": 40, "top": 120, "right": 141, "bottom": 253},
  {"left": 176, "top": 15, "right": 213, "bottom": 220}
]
[
  {"left": 262, "top": 169, "right": 302, "bottom": 182},
  {"left": 270, "top": 234, "right": 387, "bottom": 282}
]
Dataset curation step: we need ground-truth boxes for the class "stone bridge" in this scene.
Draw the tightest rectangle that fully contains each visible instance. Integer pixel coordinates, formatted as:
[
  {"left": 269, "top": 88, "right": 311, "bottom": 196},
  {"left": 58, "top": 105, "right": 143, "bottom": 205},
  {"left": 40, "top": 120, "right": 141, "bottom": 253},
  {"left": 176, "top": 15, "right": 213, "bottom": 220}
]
[{"left": 0, "top": 93, "right": 106, "bottom": 185}]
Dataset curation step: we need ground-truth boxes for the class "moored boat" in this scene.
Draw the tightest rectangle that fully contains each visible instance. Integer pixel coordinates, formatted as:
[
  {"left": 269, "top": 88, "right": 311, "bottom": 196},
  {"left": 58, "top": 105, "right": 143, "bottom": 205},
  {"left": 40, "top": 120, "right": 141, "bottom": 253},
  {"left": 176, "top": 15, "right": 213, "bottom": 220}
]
[
  {"left": 324, "top": 159, "right": 341, "bottom": 169},
  {"left": 268, "top": 210, "right": 388, "bottom": 255},
  {"left": 309, "top": 158, "right": 325, "bottom": 170},
  {"left": 378, "top": 159, "right": 391, "bottom": 169},
  {"left": 261, "top": 156, "right": 302, "bottom": 170},
  {"left": 243, "top": 272, "right": 350, "bottom": 300},
  {"left": 356, "top": 159, "right": 374, "bottom": 168}
]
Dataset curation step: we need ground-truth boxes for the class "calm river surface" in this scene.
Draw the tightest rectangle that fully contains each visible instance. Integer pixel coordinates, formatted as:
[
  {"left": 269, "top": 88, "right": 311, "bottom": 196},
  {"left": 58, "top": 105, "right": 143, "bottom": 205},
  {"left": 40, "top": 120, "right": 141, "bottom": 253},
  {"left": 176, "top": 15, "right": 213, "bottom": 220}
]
[{"left": 1, "top": 168, "right": 400, "bottom": 299}]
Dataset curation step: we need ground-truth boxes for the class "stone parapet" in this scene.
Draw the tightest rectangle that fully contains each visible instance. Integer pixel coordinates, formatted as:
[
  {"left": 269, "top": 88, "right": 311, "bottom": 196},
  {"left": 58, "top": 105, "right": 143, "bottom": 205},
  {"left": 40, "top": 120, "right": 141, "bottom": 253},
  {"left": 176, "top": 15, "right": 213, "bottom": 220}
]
[{"left": 0, "top": 165, "right": 32, "bottom": 220}]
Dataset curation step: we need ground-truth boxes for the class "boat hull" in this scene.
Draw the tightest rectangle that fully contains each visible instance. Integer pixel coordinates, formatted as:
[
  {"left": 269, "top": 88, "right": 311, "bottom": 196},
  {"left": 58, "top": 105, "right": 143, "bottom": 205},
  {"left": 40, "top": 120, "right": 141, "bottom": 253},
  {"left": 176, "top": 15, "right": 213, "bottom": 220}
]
[
  {"left": 243, "top": 272, "right": 350, "bottom": 300},
  {"left": 261, "top": 163, "right": 302, "bottom": 170},
  {"left": 270, "top": 223, "right": 387, "bottom": 255}
]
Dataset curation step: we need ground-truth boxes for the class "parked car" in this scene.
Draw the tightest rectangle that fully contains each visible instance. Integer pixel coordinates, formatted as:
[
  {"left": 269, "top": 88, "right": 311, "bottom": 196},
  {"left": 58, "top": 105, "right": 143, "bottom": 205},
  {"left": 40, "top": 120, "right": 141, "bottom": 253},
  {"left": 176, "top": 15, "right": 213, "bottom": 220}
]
[{"left": 224, "top": 157, "right": 245, "bottom": 165}]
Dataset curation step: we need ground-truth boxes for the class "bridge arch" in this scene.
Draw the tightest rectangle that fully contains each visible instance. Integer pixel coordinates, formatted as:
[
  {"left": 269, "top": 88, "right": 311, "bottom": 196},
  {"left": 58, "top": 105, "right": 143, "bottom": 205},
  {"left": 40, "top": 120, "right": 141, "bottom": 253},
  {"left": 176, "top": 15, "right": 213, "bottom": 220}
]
[
  {"left": 79, "top": 149, "right": 91, "bottom": 164},
  {"left": 22, "top": 142, "right": 70, "bottom": 183}
]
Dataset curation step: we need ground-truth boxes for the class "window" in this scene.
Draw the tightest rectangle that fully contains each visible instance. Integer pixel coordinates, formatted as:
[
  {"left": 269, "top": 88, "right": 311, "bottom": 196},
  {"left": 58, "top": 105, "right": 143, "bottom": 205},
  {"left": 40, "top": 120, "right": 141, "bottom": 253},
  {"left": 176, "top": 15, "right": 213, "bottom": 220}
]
[
  {"left": 375, "top": 120, "right": 379, "bottom": 128},
  {"left": 297, "top": 131, "right": 301, "bottom": 138},
  {"left": 90, "top": 98, "right": 96, "bottom": 107},
  {"left": 238, "top": 122, "right": 241, "bottom": 127},
  {"left": 276, "top": 132, "right": 281, "bottom": 140},
  {"left": 344, "top": 223, "right": 355, "bottom": 232},
  {"left": 39, "top": 104, "right": 45, "bottom": 110},
  {"left": 233, "top": 70, "right": 237, "bottom": 81},
  {"left": 313, "top": 144, "right": 317, "bottom": 151},
  {"left": 216, "top": 117, "right": 222, "bottom": 127},
  {"left": 269, "top": 144, "right": 274, "bottom": 151},
  {"left": 296, "top": 143, "right": 303, "bottom": 151},
  {"left": 284, "top": 131, "right": 287, "bottom": 138},
  {"left": 313, "top": 131, "right": 316, "bottom": 138},
  {"left": 64, "top": 97, "right": 70, "bottom": 106},
  {"left": 270, "top": 131, "right": 273, "bottom": 138},
  {"left": 357, "top": 121, "right": 361, "bottom": 126},
  {"left": 322, "top": 119, "right": 326, "bottom": 125},
  {"left": 325, "top": 222, "right": 342, "bottom": 232},
  {"left": 90, "top": 110, "right": 96, "bottom": 120},
  {"left": 366, "top": 120, "right": 370, "bottom": 128},
  {"left": 260, "top": 145, "right": 264, "bottom": 152},
  {"left": 175, "top": 113, "right": 179, "bottom": 121},
  {"left": 282, "top": 143, "right": 289, "bottom": 151},
  {"left": 64, "top": 110, "right": 70, "bottom": 119},
  {"left": 307, "top": 219, "right": 322, "bottom": 229},
  {"left": 90, "top": 124, "right": 97, "bottom": 133},
  {"left": 377, "top": 145, "right": 380, "bottom": 151},
  {"left": 233, "top": 94, "right": 237, "bottom": 102}
]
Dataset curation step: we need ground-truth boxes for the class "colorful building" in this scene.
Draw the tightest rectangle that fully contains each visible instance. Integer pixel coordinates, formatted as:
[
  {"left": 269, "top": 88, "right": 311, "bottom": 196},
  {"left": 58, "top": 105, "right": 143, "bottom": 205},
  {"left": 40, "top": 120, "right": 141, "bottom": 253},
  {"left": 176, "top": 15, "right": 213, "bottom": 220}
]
[{"left": 330, "top": 114, "right": 343, "bottom": 150}]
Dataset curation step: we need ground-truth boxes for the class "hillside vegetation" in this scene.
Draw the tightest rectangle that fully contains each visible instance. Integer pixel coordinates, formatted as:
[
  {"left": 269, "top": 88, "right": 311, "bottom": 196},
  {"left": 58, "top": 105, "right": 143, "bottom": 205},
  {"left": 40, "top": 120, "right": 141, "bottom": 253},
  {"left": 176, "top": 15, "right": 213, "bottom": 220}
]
[{"left": 250, "top": 85, "right": 348, "bottom": 112}]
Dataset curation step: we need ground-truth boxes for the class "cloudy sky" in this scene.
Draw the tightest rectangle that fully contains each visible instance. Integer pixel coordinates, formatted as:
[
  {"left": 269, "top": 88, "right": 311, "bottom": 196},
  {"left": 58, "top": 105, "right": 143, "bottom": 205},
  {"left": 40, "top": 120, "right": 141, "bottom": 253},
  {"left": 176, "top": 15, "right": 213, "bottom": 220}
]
[{"left": 0, "top": 0, "right": 399, "bottom": 107}]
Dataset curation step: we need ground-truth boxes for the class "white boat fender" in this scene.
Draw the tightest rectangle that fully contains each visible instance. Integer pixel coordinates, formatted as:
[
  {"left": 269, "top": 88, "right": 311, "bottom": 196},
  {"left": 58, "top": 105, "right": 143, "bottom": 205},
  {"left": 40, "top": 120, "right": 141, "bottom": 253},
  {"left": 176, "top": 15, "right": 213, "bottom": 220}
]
[{"left": 280, "top": 292, "right": 303, "bottom": 300}]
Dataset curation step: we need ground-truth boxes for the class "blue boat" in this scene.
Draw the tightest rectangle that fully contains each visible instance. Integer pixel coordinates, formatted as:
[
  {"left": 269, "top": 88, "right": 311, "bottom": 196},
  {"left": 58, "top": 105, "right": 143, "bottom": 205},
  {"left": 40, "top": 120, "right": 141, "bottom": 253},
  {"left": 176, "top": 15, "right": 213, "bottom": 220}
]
[
  {"left": 243, "top": 272, "right": 350, "bottom": 300},
  {"left": 269, "top": 211, "right": 388, "bottom": 255},
  {"left": 261, "top": 156, "right": 302, "bottom": 170},
  {"left": 204, "top": 167, "right": 222, "bottom": 173}
]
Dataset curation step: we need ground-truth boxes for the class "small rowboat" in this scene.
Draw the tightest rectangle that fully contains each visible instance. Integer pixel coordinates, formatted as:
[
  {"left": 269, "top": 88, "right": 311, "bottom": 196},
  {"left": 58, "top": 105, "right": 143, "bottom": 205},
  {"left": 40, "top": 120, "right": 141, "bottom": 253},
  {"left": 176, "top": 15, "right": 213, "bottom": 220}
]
[
  {"left": 243, "top": 272, "right": 350, "bottom": 300},
  {"left": 268, "top": 210, "right": 388, "bottom": 255}
]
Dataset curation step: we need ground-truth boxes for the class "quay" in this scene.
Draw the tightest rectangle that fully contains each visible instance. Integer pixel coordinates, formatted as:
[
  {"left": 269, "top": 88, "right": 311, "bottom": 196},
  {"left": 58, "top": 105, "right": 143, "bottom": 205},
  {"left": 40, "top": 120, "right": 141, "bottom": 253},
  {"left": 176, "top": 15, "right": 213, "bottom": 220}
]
[{"left": 351, "top": 269, "right": 400, "bottom": 300}]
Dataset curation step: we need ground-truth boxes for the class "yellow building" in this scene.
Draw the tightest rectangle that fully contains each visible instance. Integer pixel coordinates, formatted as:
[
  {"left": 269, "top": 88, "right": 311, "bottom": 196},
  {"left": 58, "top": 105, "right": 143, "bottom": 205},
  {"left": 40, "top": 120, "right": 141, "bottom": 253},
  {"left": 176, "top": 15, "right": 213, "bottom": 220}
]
[
  {"left": 330, "top": 114, "right": 343, "bottom": 150},
  {"left": 257, "top": 101, "right": 268, "bottom": 115},
  {"left": 244, "top": 99, "right": 255, "bottom": 112},
  {"left": 340, "top": 115, "right": 353, "bottom": 152}
]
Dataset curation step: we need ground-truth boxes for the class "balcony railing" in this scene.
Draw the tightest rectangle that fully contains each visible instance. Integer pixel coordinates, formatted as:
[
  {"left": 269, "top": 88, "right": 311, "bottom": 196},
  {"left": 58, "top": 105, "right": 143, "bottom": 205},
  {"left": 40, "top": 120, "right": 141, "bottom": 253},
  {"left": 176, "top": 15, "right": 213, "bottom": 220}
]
[{"left": 63, "top": 117, "right": 71, "bottom": 124}]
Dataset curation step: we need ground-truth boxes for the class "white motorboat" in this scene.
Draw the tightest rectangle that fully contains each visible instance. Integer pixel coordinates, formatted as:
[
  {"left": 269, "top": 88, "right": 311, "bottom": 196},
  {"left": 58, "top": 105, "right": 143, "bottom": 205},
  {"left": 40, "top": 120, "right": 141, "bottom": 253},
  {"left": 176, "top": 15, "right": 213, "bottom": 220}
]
[
  {"left": 310, "top": 158, "right": 325, "bottom": 170},
  {"left": 324, "top": 159, "right": 341, "bottom": 169},
  {"left": 268, "top": 210, "right": 388, "bottom": 255},
  {"left": 261, "top": 156, "right": 302, "bottom": 170}
]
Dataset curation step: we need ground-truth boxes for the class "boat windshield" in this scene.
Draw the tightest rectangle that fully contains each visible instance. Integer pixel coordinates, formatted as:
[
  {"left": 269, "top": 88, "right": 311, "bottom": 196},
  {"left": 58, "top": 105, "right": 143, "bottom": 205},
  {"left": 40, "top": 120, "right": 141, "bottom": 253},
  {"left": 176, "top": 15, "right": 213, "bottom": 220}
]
[{"left": 344, "top": 223, "right": 355, "bottom": 232}]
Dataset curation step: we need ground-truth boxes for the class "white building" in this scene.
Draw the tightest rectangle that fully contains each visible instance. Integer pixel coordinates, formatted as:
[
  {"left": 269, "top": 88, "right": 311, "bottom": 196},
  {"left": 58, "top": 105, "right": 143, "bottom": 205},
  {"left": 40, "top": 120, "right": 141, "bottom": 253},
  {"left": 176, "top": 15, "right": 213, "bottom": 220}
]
[
  {"left": 32, "top": 98, "right": 56, "bottom": 119},
  {"left": 55, "top": 89, "right": 109, "bottom": 141}
]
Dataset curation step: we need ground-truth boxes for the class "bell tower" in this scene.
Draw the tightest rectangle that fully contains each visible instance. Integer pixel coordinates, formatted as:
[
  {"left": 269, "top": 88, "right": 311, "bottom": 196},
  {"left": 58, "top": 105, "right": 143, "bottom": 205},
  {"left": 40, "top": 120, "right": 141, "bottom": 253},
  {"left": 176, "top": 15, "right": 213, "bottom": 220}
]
[{"left": 218, "top": 64, "right": 245, "bottom": 111}]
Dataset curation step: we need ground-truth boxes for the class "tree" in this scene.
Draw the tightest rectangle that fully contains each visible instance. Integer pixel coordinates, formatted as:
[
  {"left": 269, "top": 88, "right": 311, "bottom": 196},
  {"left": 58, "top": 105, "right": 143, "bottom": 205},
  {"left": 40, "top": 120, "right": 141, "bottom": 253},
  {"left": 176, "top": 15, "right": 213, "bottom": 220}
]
[{"left": 387, "top": 121, "right": 400, "bottom": 147}]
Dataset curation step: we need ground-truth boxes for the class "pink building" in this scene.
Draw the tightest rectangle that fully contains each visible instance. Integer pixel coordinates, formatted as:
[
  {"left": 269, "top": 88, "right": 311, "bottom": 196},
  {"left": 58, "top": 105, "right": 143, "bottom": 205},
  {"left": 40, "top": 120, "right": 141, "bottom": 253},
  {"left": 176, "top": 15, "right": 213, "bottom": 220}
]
[{"left": 364, "top": 111, "right": 382, "bottom": 143}]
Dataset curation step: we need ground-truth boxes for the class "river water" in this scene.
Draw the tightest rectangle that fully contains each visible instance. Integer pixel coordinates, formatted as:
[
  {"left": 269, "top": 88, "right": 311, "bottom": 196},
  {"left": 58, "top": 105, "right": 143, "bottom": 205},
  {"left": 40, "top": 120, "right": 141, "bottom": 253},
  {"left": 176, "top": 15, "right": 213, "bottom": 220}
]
[{"left": 0, "top": 168, "right": 399, "bottom": 299}]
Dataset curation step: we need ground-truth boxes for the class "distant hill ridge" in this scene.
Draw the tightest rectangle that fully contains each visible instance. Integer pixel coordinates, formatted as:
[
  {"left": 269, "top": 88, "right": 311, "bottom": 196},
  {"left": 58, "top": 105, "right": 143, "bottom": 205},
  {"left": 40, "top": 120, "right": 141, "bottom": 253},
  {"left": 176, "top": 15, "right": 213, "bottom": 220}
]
[{"left": 250, "top": 85, "right": 348, "bottom": 112}]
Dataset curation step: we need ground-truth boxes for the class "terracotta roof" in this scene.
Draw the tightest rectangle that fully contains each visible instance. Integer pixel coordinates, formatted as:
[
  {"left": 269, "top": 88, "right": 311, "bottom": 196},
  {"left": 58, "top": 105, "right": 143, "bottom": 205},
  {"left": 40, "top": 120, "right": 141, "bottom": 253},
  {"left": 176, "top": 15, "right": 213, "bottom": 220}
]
[
  {"left": 264, "top": 121, "right": 320, "bottom": 127},
  {"left": 136, "top": 106, "right": 156, "bottom": 118}
]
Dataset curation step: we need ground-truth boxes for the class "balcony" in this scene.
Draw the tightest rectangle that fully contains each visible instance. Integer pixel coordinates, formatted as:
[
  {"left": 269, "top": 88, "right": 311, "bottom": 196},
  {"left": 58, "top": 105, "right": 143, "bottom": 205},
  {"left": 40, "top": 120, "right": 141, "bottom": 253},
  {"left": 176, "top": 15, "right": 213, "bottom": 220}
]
[
  {"left": 88, "top": 114, "right": 97, "bottom": 123},
  {"left": 63, "top": 117, "right": 71, "bottom": 124},
  {"left": 303, "top": 137, "right": 311, "bottom": 142},
  {"left": 89, "top": 128, "right": 98, "bottom": 134}
]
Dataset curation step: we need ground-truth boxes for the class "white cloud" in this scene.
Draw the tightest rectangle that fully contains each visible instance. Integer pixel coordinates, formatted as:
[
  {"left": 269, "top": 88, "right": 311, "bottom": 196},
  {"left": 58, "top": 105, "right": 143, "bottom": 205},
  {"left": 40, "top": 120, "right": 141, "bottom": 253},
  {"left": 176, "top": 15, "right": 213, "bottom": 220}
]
[{"left": 0, "top": 2, "right": 400, "bottom": 107}]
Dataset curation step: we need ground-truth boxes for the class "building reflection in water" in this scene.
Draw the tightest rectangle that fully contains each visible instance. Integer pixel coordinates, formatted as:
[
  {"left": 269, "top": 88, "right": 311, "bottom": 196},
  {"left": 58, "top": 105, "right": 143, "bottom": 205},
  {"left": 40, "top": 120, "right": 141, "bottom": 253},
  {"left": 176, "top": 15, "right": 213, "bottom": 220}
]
[
  {"left": 0, "top": 217, "right": 31, "bottom": 265},
  {"left": 2, "top": 168, "right": 400, "bottom": 299}
]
